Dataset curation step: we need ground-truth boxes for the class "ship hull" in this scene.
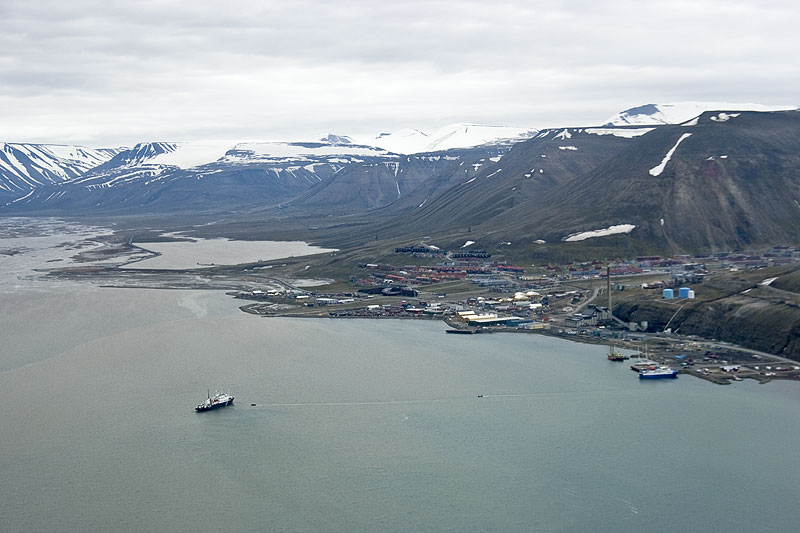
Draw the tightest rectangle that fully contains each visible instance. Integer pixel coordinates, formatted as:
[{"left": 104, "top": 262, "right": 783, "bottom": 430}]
[
  {"left": 195, "top": 397, "right": 234, "bottom": 412},
  {"left": 639, "top": 372, "right": 678, "bottom": 379}
]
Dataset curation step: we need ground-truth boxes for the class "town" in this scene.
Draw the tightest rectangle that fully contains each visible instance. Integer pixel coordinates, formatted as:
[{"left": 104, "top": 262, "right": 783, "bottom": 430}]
[{"left": 235, "top": 242, "right": 800, "bottom": 385}]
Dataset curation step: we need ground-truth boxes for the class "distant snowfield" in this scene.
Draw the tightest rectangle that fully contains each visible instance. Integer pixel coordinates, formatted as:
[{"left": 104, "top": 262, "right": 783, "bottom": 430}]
[
  {"left": 120, "top": 124, "right": 532, "bottom": 169},
  {"left": 231, "top": 142, "right": 392, "bottom": 159},
  {"left": 128, "top": 238, "right": 338, "bottom": 270},
  {"left": 360, "top": 124, "right": 536, "bottom": 154},
  {"left": 564, "top": 224, "right": 636, "bottom": 241},
  {"left": 139, "top": 140, "right": 395, "bottom": 168},
  {"left": 38, "top": 144, "right": 112, "bottom": 165},
  {"left": 147, "top": 141, "right": 236, "bottom": 168},
  {"left": 606, "top": 102, "right": 798, "bottom": 126}
]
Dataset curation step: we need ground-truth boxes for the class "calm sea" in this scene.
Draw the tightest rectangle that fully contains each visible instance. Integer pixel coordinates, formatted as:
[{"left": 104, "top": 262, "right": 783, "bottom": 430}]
[{"left": 2, "top": 220, "right": 800, "bottom": 531}]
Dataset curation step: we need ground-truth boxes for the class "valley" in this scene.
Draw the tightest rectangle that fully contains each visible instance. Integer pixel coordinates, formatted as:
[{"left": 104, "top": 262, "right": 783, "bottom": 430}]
[{"left": 5, "top": 104, "right": 800, "bottom": 368}]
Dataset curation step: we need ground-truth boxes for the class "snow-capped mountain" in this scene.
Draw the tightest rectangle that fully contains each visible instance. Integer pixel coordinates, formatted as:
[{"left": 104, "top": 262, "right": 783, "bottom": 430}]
[
  {"left": 5, "top": 103, "right": 800, "bottom": 248},
  {"left": 359, "top": 124, "right": 537, "bottom": 154},
  {"left": 373, "top": 108, "right": 800, "bottom": 254},
  {"left": 130, "top": 141, "right": 237, "bottom": 169},
  {"left": 67, "top": 140, "right": 397, "bottom": 190},
  {"left": 604, "top": 102, "right": 798, "bottom": 127},
  {"left": 83, "top": 139, "right": 394, "bottom": 177},
  {"left": 0, "top": 143, "right": 118, "bottom": 192},
  {"left": 1, "top": 133, "right": 518, "bottom": 214},
  {"left": 319, "top": 134, "right": 354, "bottom": 145},
  {"left": 0, "top": 125, "right": 536, "bottom": 197}
]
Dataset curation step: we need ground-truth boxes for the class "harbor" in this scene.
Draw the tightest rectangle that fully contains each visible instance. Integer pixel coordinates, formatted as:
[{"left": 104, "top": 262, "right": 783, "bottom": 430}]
[
  {"left": 235, "top": 281, "right": 800, "bottom": 387},
  {"left": 24, "top": 223, "right": 800, "bottom": 387}
]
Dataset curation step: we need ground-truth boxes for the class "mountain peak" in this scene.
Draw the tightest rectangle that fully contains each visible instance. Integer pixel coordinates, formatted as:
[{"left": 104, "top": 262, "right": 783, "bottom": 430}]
[
  {"left": 0, "top": 142, "right": 118, "bottom": 191},
  {"left": 319, "top": 134, "right": 353, "bottom": 145}
]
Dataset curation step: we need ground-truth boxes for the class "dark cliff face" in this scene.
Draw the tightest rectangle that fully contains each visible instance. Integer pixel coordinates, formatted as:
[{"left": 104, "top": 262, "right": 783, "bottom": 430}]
[
  {"left": 283, "top": 146, "right": 508, "bottom": 214},
  {"left": 616, "top": 298, "right": 800, "bottom": 360},
  {"left": 520, "top": 111, "right": 800, "bottom": 253},
  {"left": 365, "top": 127, "right": 635, "bottom": 243}
]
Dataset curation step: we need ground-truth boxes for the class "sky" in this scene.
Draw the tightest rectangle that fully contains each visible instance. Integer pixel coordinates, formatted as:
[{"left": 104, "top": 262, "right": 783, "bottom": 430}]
[{"left": 1, "top": 0, "right": 798, "bottom": 147}]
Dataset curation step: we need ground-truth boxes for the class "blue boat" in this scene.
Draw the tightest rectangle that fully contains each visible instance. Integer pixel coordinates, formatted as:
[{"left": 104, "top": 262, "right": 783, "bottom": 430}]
[{"left": 639, "top": 366, "right": 679, "bottom": 379}]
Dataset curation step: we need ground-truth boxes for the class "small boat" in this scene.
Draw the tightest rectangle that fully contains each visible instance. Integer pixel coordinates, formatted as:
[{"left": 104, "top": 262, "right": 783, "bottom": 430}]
[
  {"left": 607, "top": 343, "right": 628, "bottom": 361},
  {"left": 639, "top": 366, "right": 679, "bottom": 379},
  {"left": 446, "top": 328, "right": 477, "bottom": 334},
  {"left": 630, "top": 343, "right": 658, "bottom": 371},
  {"left": 196, "top": 389, "right": 235, "bottom": 411}
]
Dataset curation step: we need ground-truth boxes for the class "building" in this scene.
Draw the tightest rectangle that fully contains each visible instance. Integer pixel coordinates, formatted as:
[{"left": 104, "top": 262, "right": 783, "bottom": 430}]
[{"left": 564, "top": 305, "right": 613, "bottom": 327}]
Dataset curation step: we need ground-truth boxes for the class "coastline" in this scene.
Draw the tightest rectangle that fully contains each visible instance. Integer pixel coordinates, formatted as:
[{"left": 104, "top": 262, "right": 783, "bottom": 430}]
[
  {"left": 239, "top": 302, "right": 798, "bottom": 387},
  {"left": 24, "top": 226, "right": 798, "bottom": 389}
]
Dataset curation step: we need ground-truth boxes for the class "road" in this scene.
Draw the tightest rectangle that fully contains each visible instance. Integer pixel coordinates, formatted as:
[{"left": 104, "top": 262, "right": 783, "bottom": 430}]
[{"left": 574, "top": 287, "right": 600, "bottom": 313}]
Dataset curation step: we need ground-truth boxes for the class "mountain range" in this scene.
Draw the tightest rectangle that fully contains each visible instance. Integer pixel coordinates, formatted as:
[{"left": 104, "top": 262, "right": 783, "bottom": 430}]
[
  {"left": 2, "top": 103, "right": 799, "bottom": 256},
  {"left": 385, "top": 109, "right": 800, "bottom": 254},
  {"left": 0, "top": 143, "right": 119, "bottom": 192},
  {"left": 0, "top": 124, "right": 537, "bottom": 214}
]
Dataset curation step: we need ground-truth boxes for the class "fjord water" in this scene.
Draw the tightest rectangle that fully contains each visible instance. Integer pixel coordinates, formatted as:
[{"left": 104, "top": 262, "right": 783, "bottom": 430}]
[
  {"left": 2, "top": 289, "right": 800, "bottom": 532},
  {"left": 127, "top": 238, "right": 337, "bottom": 270},
  {"left": 1, "top": 219, "right": 799, "bottom": 531}
]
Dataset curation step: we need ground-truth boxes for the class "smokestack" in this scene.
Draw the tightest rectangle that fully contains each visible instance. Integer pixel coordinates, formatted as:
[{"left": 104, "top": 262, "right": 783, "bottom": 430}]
[{"left": 607, "top": 265, "right": 612, "bottom": 315}]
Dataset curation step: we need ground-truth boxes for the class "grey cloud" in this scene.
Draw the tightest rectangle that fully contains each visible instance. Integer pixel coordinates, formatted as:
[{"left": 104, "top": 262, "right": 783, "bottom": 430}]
[{"left": 0, "top": 0, "right": 798, "bottom": 145}]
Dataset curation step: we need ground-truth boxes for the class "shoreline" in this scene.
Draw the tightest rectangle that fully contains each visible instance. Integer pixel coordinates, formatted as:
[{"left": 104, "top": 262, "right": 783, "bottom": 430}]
[
  {"left": 32, "top": 230, "right": 799, "bottom": 388},
  {"left": 240, "top": 302, "right": 799, "bottom": 386}
]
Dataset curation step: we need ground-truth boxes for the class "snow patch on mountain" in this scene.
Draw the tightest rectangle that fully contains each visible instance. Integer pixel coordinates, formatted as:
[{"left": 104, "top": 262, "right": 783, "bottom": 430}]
[
  {"left": 709, "top": 113, "right": 740, "bottom": 122},
  {"left": 585, "top": 127, "right": 655, "bottom": 138},
  {"left": 564, "top": 224, "right": 636, "bottom": 241},
  {"left": 486, "top": 168, "right": 502, "bottom": 178},
  {"left": 605, "top": 102, "right": 798, "bottom": 126},
  {"left": 649, "top": 133, "right": 692, "bottom": 177}
]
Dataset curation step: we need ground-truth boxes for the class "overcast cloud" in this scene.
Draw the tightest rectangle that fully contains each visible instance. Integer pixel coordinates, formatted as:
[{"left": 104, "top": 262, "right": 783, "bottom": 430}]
[{"left": 1, "top": 0, "right": 798, "bottom": 146}]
